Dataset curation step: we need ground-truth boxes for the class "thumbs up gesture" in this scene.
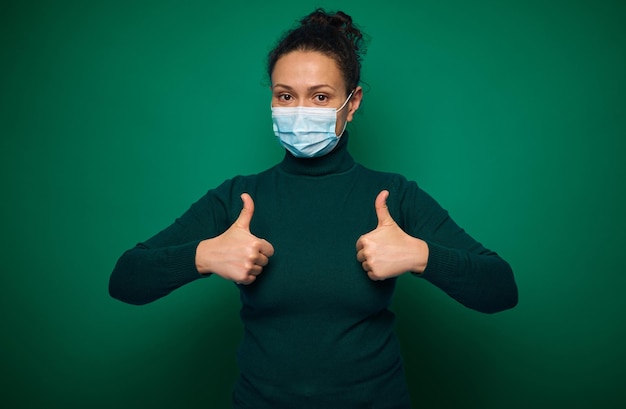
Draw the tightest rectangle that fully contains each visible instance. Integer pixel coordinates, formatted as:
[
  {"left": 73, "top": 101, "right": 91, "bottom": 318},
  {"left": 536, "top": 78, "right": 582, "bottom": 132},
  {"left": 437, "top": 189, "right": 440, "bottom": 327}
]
[
  {"left": 195, "top": 193, "right": 275, "bottom": 285},
  {"left": 356, "top": 190, "right": 429, "bottom": 281}
]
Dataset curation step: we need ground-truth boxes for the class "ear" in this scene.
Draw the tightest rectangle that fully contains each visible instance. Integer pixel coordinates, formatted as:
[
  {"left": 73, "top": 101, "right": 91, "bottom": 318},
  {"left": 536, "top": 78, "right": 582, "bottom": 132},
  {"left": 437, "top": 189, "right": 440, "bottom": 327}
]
[{"left": 346, "top": 86, "right": 363, "bottom": 122}]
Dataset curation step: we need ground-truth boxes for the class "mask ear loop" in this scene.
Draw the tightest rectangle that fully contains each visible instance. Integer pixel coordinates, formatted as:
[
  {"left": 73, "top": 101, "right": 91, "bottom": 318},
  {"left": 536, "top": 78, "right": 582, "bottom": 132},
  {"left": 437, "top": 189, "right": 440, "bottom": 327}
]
[
  {"left": 336, "top": 89, "right": 356, "bottom": 137},
  {"left": 336, "top": 89, "right": 356, "bottom": 113}
]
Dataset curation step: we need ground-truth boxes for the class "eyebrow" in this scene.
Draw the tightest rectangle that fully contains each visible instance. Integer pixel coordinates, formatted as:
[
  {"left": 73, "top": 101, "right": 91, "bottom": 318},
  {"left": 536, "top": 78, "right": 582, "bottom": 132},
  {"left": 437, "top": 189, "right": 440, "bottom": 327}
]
[{"left": 272, "top": 83, "right": 337, "bottom": 92}]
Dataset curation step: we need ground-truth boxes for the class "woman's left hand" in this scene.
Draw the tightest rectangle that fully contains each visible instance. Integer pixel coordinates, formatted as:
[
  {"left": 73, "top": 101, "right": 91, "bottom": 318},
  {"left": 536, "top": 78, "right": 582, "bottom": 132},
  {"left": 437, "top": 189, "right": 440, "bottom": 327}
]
[{"left": 356, "top": 190, "right": 429, "bottom": 281}]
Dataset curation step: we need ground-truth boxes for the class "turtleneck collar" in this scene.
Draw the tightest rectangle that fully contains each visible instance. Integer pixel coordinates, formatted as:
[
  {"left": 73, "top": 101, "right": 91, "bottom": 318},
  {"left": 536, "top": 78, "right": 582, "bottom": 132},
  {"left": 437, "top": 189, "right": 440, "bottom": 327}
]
[{"left": 278, "top": 131, "right": 355, "bottom": 176}]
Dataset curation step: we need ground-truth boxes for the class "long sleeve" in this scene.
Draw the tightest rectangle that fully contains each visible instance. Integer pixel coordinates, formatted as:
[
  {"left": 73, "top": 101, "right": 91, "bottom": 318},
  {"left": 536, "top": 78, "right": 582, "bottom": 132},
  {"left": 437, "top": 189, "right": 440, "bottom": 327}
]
[
  {"left": 109, "top": 189, "right": 231, "bottom": 305},
  {"left": 395, "top": 179, "right": 518, "bottom": 314}
]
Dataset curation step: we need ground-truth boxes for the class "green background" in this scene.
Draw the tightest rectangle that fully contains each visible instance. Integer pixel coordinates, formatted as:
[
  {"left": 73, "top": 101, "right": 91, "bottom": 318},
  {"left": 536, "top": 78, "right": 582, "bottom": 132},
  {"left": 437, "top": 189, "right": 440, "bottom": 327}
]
[{"left": 2, "top": 0, "right": 624, "bottom": 407}]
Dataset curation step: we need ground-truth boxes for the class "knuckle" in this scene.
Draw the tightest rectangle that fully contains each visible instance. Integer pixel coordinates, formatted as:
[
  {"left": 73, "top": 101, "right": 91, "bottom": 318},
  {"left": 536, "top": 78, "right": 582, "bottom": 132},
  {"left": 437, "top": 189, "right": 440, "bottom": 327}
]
[
  {"left": 362, "top": 250, "right": 375, "bottom": 263},
  {"left": 235, "top": 273, "right": 255, "bottom": 285},
  {"left": 368, "top": 271, "right": 385, "bottom": 281},
  {"left": 250, "top": 239, "right": 263, "bottom": 251},
  {"left": 242, "top": 260, "right": 256, "bottom": 272}
]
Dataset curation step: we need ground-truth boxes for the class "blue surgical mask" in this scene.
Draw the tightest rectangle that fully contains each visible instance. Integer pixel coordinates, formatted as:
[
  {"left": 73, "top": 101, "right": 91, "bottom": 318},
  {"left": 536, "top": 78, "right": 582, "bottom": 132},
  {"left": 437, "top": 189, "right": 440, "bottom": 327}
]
[{"left": 271, "top": 91, "right": 354, "bottom": 158}]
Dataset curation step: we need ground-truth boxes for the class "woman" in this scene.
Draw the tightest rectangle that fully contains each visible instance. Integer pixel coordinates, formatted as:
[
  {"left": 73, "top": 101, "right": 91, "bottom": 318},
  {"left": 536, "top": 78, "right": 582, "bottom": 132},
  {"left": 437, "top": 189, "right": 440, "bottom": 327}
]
[{"left": 110, "top": 9, "right": 518, "bottom": 408}]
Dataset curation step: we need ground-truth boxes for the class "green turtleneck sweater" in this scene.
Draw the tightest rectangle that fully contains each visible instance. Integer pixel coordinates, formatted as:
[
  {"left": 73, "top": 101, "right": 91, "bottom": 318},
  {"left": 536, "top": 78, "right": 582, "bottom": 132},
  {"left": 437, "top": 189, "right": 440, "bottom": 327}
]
[{"left": 110, "top": 134, "right": 517, "bottom": 408}]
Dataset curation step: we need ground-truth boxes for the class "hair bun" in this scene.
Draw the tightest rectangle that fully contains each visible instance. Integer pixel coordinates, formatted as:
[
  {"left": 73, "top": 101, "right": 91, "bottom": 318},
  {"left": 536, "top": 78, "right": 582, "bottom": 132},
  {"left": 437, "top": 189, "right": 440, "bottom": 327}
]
[
  {"left": 301, "top": 9, "right": 351, "bottom": 29},
  {"left": 300, "top": 9, "right": 364, "bottom": 54}
]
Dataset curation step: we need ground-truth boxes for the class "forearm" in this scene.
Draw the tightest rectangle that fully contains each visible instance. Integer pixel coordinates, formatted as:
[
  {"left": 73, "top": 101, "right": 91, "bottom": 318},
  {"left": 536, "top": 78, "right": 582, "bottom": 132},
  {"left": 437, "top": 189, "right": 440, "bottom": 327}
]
[
  {"left": 109, "top": 186, "right": 237, "bottom": 304},
  {"left": 419, "top": 242, "right": 518, "bottom": 313},
  {"left": 395, "top": 180, "right": 518, "bottom": 313},
  {"left": 109, "top": 240, "right": 203, "bottom": 305}
]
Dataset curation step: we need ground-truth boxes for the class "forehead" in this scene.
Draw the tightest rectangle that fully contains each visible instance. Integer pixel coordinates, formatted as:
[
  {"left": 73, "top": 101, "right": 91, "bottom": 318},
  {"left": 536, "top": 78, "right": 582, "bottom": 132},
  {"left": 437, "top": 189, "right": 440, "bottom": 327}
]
[{"left": 271, "top": 50, "right": 345, "bottom": 90}]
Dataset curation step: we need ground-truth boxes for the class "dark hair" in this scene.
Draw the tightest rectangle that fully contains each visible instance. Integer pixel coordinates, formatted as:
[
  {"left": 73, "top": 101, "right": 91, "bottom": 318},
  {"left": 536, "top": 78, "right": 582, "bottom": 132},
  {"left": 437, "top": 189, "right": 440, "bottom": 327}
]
[{"left": 267, "top": 9, "right": 367, "bottom": 93}]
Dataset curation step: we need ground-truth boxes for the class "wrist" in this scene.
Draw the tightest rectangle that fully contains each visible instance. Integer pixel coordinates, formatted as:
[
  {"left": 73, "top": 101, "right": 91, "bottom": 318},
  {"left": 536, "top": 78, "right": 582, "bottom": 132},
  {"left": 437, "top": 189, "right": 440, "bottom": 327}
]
[
  {"left": 195, "top": 239, "right": 213, "bottom": 275},
  {"left": 411, "top": 238, "right": 429, "bottom": 274}
]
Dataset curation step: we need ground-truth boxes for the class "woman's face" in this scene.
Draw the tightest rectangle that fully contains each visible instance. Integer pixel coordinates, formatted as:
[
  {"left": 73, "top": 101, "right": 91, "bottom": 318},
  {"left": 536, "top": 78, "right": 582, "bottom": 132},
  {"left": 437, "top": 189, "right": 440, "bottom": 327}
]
[{"left": 271, "top": 50, "right": 363, "bottom": 136}]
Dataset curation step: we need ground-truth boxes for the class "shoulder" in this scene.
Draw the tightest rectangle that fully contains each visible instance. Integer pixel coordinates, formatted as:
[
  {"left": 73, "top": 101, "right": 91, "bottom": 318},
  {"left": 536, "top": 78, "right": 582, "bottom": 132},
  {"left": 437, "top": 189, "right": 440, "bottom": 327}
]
[
  {"left": 354, "top": 163, "right": 417, "bottom": 191},
  {"left": 197, "top": 165, "right": 279, "bottom": 216},
  {"left": 211, "top": 164, "right": 278, "bottom": 193},
  {"left": 352, "top": 163, "right": 446, "bottom": 224}
]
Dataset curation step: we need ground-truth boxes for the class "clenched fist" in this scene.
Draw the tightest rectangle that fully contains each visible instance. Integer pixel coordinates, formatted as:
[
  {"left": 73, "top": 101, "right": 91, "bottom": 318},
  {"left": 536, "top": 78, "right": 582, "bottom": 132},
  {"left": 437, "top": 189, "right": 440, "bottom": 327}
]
[
  {"left": 356, "top": 190, "right": 429, "bottom": 280},
  {"left": 196, "top": 193, "right": 275, "bottom": 284}
]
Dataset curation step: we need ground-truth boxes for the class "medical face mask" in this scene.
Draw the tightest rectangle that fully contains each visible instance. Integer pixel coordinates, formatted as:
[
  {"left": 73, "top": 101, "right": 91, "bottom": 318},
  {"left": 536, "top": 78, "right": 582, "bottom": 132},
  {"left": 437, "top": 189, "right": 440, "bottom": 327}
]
[{"left": 271, "top": 91, "right": 354, "bottom": 158}]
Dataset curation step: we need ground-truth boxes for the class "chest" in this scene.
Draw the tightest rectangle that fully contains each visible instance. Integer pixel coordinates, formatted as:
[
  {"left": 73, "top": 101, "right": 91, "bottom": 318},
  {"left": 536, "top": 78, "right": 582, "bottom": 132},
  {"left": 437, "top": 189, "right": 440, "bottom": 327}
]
[{"left": 238, "top": 173, "right": 397, "bottom": 318}]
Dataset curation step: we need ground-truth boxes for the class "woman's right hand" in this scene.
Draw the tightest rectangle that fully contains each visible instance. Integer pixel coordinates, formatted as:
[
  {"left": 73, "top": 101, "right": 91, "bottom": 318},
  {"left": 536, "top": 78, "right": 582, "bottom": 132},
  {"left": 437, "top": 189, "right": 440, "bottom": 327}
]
[{"left": 195, "top": 193, "right": 274, "bottom": 285}]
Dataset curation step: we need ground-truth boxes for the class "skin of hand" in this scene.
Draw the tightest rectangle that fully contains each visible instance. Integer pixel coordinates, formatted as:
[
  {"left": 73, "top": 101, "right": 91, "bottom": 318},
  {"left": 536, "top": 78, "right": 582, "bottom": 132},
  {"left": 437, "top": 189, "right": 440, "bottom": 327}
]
[
  {"left": 195, "top": 193, "right": 275, "bottom": 285},
  {"left": 356, "top": 190, "right": 429, "bottom": 281}
]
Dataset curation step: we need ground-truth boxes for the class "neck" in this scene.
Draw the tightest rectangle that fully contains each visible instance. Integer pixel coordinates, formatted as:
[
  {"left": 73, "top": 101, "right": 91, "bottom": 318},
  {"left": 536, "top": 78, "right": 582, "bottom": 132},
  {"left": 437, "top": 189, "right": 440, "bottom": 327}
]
[{"left": 279, "top": 132, "right": 355, "bottom": 176}]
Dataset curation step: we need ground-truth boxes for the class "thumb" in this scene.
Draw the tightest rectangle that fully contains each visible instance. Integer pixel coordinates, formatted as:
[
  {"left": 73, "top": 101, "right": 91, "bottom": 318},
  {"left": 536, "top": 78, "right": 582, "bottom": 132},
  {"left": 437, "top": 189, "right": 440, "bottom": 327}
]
[
  {"left": 375, "top": 190, "right": 394, "bottom": 227},
  {"left": 234, "top": 193, "right": 254, "bottom": 230}
]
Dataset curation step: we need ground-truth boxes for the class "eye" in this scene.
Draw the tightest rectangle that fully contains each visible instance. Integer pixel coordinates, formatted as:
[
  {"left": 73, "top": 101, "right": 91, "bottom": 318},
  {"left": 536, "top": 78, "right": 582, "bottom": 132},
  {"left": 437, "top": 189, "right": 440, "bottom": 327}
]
[
  {"left": 278, "top": 93, "right": 293, "bottom": 102},
  {"left": 314, "top": 94, "right": 328, "bottom": 103}
]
